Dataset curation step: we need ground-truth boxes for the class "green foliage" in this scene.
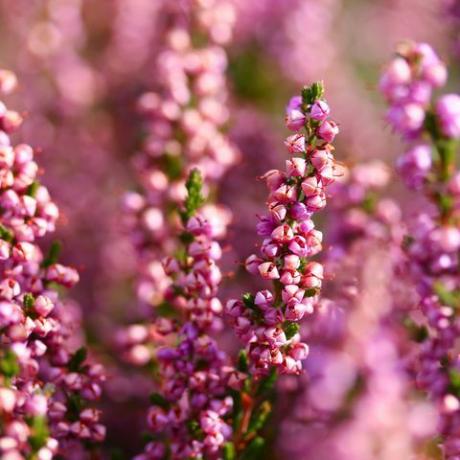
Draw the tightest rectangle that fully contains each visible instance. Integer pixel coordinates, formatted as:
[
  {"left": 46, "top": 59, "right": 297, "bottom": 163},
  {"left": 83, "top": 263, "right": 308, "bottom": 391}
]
[
  {"left": 149, "top": 392, "right": 170, "bottom": 410},
  {"left": 283, "top": 321, "right": 300, "bottom": 340},
  {"left": 68, "top": 347, "right": 87, "bottom": 372},
  {"left": 26, "top": 181, "right": 40, "bottom": 198},
  {"left": 23, "top": 293, "right": 35, "bottom": 309},
  {"left": 67, "top": 393, "right": 84, "bottom": 421},
  {"left": 256, "top": 367, "right": 277, "bottom": 397},
  {"left": 238, "top": 350, "right": 249, "bottom": 373},
  {"left": 403, "top": 317, "right": 428, "bottom": 343},
  {"left": 434, "top": 282, "right": 460, "bottom": 309},
  {"left": 28, "top": 416, "right": 50, "bottom": 451},
  {"left": 241, "top": 436, "right": 265, "bottom": 460},
  {"left": 187, "top": 419, "right": 204, "bottom": 440},
  {"left": 156, "top": 302, "right": 178, "bottom": 318},
  {"left": 302, "top": 81, "right": 325, "bottom": 105},
  {"left": 247, "top": 401, "right": 271, "bottom": 436},
  {"left": 449, "top": 369, "right": 460, "bottom": 397},
  {"left": 304, "top": 288, "right": 317, "bottom": 297},
  {"left": 0, "top": 224, "right": 13, "bottom": 242},
  {"left": 0, "top": 350, "right": 19, "bottom": 379},
  {"left": 42, "top": 240, "right": 62, "bottom": 268},
  {"left": 223, "top": 442, "right": 236, "bottom": 460},
  {"left": 181, "top": 169, "right": 205, "bottom": 223},
  {"left": 242, "top": 293, "right": 255, "bottom": 309}
]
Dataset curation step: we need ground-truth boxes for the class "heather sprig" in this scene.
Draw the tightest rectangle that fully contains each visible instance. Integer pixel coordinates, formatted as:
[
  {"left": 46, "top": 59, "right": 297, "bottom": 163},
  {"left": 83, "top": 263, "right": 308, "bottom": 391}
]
[
  {"left": 221, "top": 82, "right": 338, "bottom": 458},
  {"left": 382, "top": 42, "right": 460, "bottom": 458},
  {"left": 134, "top": 169, "right": 239, "bottom": 460},
  {"left": 0, "top": 70, "right": 105, "bottom": 459},
  {"left": 226, "top": 81, "right": 338, "bottom": 378},
  {"left": 121, "top": 0, "right": 238, "bottom": 328}
]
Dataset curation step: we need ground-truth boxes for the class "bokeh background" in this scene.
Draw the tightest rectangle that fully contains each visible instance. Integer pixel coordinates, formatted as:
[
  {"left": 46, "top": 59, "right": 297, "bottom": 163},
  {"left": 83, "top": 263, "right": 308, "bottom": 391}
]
[{"left": 0, "top": 0, "right": 458, "bottom": 457}]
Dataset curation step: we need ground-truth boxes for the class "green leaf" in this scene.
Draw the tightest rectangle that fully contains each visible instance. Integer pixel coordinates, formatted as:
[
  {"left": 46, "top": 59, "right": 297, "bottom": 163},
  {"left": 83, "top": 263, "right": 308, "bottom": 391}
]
[
  {"left": 0, "top": 224, "right": 13, "bottom": 242},
  {"left": 28, "top": 416, "right": 49, "bottom": 451},
  {"left": 68, "top": 347, "right": 87, "bottom": 372},
  {"left": 301, "top": 81, "right": 325, "bottom": 105},
  {"left": 181, "top": 169, "right": 205, "bottom": 223},
  {"left": 403, "top": 317, "right": 428, "bottom": 343},
  {"left": 67, "top": 393, "right": 83, "bottom": 421},
  {"left": 162, "top": 154, "right": 183, "bottom": 181},
  {"left": 42, "top": 241, "right": 62, "bottom": 268},
  {"left": 433, "top": 282, "right": 460, "bottom": 309},
  {"left": 156, "top": 302, "right": 178, "bottom": 318},
  {"left": 362, "top": 192, "right": 377, "bottom": 214},
  {"left": 242, "top": 293, "right": 255, "bottom": 309},
  {"left": 238, "top": 350, "right": 249, "bottom": 373},
  {"left": 187, "top": 419, "right": 204, "bottom": 440},
  {"left": 0, "top": 350, "right": 19, "bottom": 378},
  {"left": 23, "top": 293, "right": 35, "bottom": 309},
  {"left": 256, "top": 367, "right": 277, "bottom": 396},
  {"left": 230, "top": 389, "right": 243, "bottom": 432},
  {"left": 283, "top": 321, "right": 300, "bottom": 340},
  {"left": 223, "top": 442, "right": 236, "bottom": 460},
  {"left": 149, "top": 392, "right": 170, "bottom": 410},
  {"left": 305, "top": 289, "right": 317, "bottom": 297},
  {"left": 26, "top": 181, "right": 40, "bottom": 197},
  {"left": 449, "top": 369, "right": 460, "bottom": 396},
  {"left": 241, "top": 436, "right": 265, "bottom": 460},
  {"left": 179, "top": 231, "right": 194, "bottom": 245},
  {"left": 247, "top": 401, "right": 271, "bottom": 436}
]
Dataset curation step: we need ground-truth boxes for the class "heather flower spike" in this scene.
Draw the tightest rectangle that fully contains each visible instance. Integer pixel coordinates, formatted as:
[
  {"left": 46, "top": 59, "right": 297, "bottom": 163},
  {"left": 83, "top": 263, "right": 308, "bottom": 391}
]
[
  {"left": 122, "top": 0, "right": 238, "bottom": 324},
  {"left": 134, "top": 169, "right": 237, "bottom": 460},
  {"left": 227, "top": 81, "right": 338, "bottom": 378},
  {"left": 220, "top": 82, "right": 338, "bottom": 457},
  {"left": 0, "top": 70, "right": 105, "bottom": 459},
  {"left": 382, "top": 42, "right": 460, "bottom": 458}
]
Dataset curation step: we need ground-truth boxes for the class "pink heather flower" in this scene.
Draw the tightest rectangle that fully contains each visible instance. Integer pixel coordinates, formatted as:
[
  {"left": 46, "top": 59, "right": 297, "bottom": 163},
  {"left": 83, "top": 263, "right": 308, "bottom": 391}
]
[
  {"left": 436, "top": 94, "right": 460, "bottom": 139},
  {"left": 122, "top": 0, "right": 238, "bottom": 326},
  {"left": 286, "top": 157, "right": 307, "bottom": 177},
  {"left": 379, "top": 57, "right": 412, "bottom": 90},
  {"left": 227, "top": 83, "right": 338, "bottom": 378},
  {"left": 284, "top": 134, "right": 306, "bottom": 154},
  {"left": 0, "top": 69, "right": 105, "bottom": 458},
  {"left": 135, "top": 203, "right": 234, "bottom": 457},
  {"left": 448, "top": 172, "right": 460, "bottom": 196},
  {"left": 310, "top": 100, "right": 330, "bottom": 121},
  {"left": 387, "top": 103, "right": 425, "bottom": 134},
  {"left": 286, "top": 96, "right": 306, "bottom": 131},
  {"left": 125, "top": 5, "right": 238, "bottom": 459},
  {"left": 317, "top": 119, "right": 339, "bottom": 143},
  {"left": 396, "top": 144, "right": 432, "bottom": 190},
  {"left": 381, "top": 43, "right": 460, "bottom": 457}
]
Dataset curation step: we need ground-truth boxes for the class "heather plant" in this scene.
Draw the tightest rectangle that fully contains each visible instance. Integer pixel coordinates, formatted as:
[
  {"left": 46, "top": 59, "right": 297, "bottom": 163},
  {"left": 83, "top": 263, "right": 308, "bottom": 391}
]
[
  {"left": 133, "top": 169, "right": 238, "bottom": 460},
  {"left": 381, "top": 41, "right": 460, "bottom": 458},
  {"left": 120, "top": 0, "right": 238, "bottom": 332},
  {"left": 0, "top": 70, "right": 104, "bottom": 459},
  {"left": 276, "top": 161, "right": 436, "bottom": 459}
]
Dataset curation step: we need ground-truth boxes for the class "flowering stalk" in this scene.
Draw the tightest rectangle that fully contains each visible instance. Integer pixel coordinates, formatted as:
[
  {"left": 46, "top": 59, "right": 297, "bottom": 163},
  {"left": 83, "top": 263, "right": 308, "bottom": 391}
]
[
  {"left": 134, "top": 169, "right": 240, "bottom": 460},
  {"left": 224, "top": 82, "right": 338, "bottom": 456},
  {"left": 0, "top": 69, "right": 105, "bottom": 459},
  {"left": 381, "top": 41, "right": 460, "bottom": 457},
  {"left": 276, "top": 162, "right": 434, "bottom": 459},
  {"left": 121, "top": 0, "right": 238, "bottom": 331}
]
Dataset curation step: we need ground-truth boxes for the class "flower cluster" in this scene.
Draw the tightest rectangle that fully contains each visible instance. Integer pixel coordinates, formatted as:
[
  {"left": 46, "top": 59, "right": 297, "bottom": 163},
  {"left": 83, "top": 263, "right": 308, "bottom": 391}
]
[
  {"left": 0, "top": 70, "right": 104, "bottom": 459},
  {"left": 134, "top": 171, "right": 237, "bottom": 460},
  {"left": 382, "top": 43, "right": 460, "bottom": 458},
  {"left": 380, "top": 41, "right": 448, "bottom": 140},
  {"left": 226, "top": 83, "right": 338, "bottom": 378},
  {"left": 122, "top": 0, "right": 238, "bottom": 320}
]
